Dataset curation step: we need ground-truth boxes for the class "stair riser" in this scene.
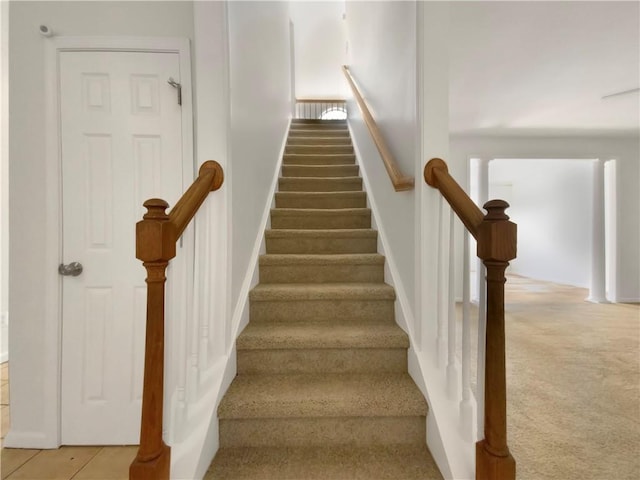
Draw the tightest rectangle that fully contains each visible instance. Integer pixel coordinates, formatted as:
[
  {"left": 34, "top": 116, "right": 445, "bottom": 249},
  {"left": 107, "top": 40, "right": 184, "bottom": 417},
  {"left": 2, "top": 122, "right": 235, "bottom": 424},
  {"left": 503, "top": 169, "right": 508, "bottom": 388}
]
[
  {"left": 260, "top": 263, "right": 384, "bottom": 283},
  {"left": 286, "top": 145, "right": 353, "bottom": 155},
  {"left": 219, "top": 416, "right": 426, "bottom": 447},
  {"left": 275, "top": 193, "right": 367, "bottom": 209},
  {"left": 278, "top": 178, "right": 362, "bottom": 192},
  {"left": 237, "top": 348, "right": 407, "bottom": 374},
  {"left": 250, "top": 299, "right": 394, "bottom": 323},
  {"left": 288, "top": 129, "right": 350, "bottom": 137},
  {"left": 270, "top": 213, "right": 371, "bottom": 230},
  {"left": 283, "top": 154, "right": 356, "bottom": 165},
  {"left": 266, "top": 236, "right": 378, "bottom": 254},
  {"left": 287, "top": 137, "right": 352, "bottom": 146},
  {"left": 282, "top": 165, "right": 359, "bottom": 177}
]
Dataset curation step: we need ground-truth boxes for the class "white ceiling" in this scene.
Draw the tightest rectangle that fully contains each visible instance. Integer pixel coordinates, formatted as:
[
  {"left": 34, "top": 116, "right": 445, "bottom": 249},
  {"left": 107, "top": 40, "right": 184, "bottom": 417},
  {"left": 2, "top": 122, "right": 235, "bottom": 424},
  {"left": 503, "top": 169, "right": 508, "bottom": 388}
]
[{"left": 449, "top": 1, "right": 640, "bottom": 136}]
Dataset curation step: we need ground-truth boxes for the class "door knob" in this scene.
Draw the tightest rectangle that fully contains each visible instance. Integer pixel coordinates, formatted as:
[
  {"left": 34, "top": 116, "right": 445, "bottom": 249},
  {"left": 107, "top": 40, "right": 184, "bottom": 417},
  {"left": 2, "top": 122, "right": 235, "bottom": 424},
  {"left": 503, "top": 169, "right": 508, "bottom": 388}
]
[{"left": 59, "top": 262, "right": 83, "bottom": 277}]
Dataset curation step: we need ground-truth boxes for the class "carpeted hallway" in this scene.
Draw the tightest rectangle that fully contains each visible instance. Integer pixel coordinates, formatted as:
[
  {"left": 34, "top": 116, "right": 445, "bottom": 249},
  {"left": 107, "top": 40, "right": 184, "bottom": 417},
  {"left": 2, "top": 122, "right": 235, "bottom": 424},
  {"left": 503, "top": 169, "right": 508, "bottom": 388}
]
[{"left": 498, "top": 276, "right": 639, "bottom": 480}]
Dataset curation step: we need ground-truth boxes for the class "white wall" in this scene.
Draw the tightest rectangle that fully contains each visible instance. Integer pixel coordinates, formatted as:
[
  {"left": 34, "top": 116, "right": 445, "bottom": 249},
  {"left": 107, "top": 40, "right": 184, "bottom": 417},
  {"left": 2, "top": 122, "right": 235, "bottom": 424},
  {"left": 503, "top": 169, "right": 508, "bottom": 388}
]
[
  {"left": 345, "top": 0, "right": 417, "bottom": 315},
  {"left": 0, "top": 0, "right": 8, "bottom": 363},
  {"left": 489, "top": 159, "right": 594, "bottom": 287},
  {"left": 451, "top": 134, "right": 640, "bottom": 302},
  {"left": 228, "top": 1, "right": 292, "bottom": 310},
  {"left": 289, "top": 1, "right": 347, "bottom": 99},
  {"left": 8, "top": 0, "right": 195, "bottom": 447}
]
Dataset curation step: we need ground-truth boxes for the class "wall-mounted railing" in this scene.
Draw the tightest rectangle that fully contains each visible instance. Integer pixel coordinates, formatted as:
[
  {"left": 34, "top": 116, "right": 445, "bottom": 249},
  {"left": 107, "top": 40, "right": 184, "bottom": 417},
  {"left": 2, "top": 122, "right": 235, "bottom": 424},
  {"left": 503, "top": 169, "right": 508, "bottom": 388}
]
[
  {"left": 424, "top": 158, "right": 517, "bottom": 480},
  {"left": 130, "top": 161, "right": 224, "bottom": 480},
  {"left": 341, "top": 65, "right": 414, "bottom": 192},
  {"left": 294, "top": 98, "right": 347, "bottom": 120}
]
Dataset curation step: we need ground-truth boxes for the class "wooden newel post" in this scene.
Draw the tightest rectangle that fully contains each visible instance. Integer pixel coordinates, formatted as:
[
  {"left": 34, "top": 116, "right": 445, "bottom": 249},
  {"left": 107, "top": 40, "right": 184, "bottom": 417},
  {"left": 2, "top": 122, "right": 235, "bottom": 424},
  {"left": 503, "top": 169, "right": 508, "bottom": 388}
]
[
  {"left": 476, "top": 200, "right": 517, "bottom": 480},
  {"left": 130, "top": 199, "right": 176, "bottom": 480}
]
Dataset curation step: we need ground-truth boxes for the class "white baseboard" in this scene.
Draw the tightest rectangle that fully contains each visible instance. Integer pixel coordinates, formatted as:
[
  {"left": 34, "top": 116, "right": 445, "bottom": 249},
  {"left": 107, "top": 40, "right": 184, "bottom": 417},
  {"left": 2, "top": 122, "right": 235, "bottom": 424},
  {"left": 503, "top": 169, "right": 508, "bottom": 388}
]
[
  {"left": 3, "top": 431, "right": 57, "bottom": 449},
  {"left": 616, "top": 297, "right": 640, "bottom": 304}
]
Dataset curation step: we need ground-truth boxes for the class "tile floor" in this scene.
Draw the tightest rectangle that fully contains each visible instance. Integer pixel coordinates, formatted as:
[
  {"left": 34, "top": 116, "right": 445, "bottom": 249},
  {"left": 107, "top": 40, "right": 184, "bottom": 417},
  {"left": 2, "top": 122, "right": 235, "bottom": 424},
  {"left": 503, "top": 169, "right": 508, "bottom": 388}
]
[{"left": 0, "top": 363, "right": 137, "bottom": 479}]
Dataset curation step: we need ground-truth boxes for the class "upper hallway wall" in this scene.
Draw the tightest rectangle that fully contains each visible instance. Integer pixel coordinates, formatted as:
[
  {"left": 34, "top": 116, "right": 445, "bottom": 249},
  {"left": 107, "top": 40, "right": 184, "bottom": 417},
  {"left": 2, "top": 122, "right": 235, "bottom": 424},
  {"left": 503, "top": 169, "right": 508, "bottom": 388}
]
[
  {"left": 345, "top": 0, "right": 418, "bottom": 315},
  {"left": 290, "top": 1, "right": 347, "bottom": 99},
  {"left": 228, "top": 1, "right": 292, "bottom": 309},
  {"left": 8, "top": 0, "right": 195, "bottom": 444}
]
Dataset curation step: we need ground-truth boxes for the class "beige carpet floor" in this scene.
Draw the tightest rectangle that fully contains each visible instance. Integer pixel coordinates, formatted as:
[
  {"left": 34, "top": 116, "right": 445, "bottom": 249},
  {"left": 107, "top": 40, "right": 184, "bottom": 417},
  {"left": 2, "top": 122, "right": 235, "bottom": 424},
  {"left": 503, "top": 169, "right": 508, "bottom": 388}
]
[{"left": 492, "top": 275, "right": 639, "bottom": 480}]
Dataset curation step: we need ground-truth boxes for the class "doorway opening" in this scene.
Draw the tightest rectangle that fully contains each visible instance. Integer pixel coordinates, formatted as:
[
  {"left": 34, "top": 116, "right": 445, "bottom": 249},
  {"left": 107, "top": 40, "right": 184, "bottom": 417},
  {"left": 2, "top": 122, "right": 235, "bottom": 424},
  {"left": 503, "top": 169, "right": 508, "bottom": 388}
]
[{"left": 468, "top": 157, "right": 617, "bottom": 303}]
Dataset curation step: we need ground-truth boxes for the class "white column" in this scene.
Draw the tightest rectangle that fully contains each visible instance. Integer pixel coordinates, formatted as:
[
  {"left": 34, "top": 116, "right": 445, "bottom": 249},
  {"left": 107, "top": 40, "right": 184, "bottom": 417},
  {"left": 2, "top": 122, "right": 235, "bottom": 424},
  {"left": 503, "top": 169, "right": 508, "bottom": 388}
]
[
  {"left": 446, "top": 209, "right": 459, "bottom": 399},
  {"left": 459, "top": 230, "right": 474, "bottom": 440},
  {"left": 436, "top": 197, "right": 447, "bottom": 367},
  {"left": 416, "top": 1, "right": 450, "bottom": 353},
  {"left": 587, "top": 159, "right": 609, "bottom": 303},
  {"left": 476, "top": 157, "right": 489, "bottom": 438}
]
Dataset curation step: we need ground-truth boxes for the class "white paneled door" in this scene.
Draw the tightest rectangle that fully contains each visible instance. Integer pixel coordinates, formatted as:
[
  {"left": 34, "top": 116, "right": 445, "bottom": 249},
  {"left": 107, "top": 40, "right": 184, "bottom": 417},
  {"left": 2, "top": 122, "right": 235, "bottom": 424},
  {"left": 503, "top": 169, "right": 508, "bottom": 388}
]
[{"left": 59, "top": 51, "right": 184, "bottom": 444}]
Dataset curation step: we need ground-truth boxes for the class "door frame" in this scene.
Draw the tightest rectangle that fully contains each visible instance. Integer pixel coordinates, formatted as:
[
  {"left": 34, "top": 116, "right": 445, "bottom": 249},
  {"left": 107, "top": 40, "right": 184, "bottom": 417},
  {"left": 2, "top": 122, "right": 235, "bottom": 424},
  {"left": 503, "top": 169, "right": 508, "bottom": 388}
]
[{"left": 43, "top": 36, "right": 194, "bottom": 447}]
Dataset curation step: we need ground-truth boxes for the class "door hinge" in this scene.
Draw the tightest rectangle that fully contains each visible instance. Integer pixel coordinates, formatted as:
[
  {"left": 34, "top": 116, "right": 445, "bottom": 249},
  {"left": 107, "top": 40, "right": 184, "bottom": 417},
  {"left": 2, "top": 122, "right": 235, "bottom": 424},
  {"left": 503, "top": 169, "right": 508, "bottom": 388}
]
[{"left": 167, "top": 77, "right": 182, "bottom": 106}]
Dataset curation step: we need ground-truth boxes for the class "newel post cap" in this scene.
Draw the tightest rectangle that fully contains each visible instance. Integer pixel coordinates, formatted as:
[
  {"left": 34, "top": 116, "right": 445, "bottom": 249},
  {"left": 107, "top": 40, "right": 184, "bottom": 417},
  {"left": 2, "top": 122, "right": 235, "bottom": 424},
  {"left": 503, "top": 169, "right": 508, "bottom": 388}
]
[
  {"left": 477, "top": 199, "right": 517, "bottom": 262},
  {"left": 136, "top": 198, "right": 177, "bottom": 262}
]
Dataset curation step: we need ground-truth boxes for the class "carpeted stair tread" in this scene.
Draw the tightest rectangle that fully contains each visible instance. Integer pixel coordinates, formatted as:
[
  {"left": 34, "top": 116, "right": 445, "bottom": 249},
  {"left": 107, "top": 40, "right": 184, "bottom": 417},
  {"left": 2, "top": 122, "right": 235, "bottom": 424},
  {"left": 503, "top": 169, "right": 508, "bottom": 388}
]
[
  {"left": 288, "top": 128, "right": 350, "bottom": 137},
  {"left": 286, "top": 145, "right": 354, "bottom": 155},
  {"left": 237, "top": 321, "right": 408, "bottom": 350},
  {"left": 287, "top": 136, "right": 352, "bottom": 145},
  {"left": 250, "top": 282, "right": 395, "bottom": 302},
  {"left": 270, "top": 208, "right": 371, "bottom": 230},
  {"left": 281, "top": 164, "right": 359, "bottom": 177},
  {"left": 271, "top": 207, "right": 370, "bottom": 216},
  {"left": 258, "top": 253, "right": 384, "bottom": 283},
  {"left": 291, "top": 119, "right": 347, "bottom": 126},
  {"left": 217, "top": 372, "right": 426, "bottom": 419},
  {"left": 265, "top": 229, "right": 378, "bottom": 254},
  {"left": 265, "top": 228, "right": 377, "bottom": 238},
  {"left": 275, "top": 191, "right": 367, "bottom": 209},
  {"left": 283, "top": 153, "right": 356, "bottom": 165},
  {"left": 292, "top": 118, "right": 347, "bottom": 123},
  {"left": 206, "top": 445, "right": 443, "bottom": 480},
  {"left": 278, "top": 176, "right": 362, "bottom": 192},
  {"left": 259, "top": 253, "right": 384, "bottom": 266}
]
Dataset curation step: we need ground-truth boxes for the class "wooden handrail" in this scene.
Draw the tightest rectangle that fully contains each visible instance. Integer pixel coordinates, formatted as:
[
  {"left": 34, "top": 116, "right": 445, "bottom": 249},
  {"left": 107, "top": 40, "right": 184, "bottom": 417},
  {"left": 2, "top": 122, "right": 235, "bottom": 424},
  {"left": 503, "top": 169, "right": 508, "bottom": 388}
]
[
  {"left": 424, "top": 158, "right": 517, "bottom": 480},
  {"left": 424, "top": 158, "right": 484, "bottom": 238},
  {"left": 169, "top": 161, "right": 224, "bottom": 237},
  {"left": 130, "top": 160, "right": 224, "bottom": 480},
  {"left": 341, "top": 65, "right": 414, "bottom": 192}
]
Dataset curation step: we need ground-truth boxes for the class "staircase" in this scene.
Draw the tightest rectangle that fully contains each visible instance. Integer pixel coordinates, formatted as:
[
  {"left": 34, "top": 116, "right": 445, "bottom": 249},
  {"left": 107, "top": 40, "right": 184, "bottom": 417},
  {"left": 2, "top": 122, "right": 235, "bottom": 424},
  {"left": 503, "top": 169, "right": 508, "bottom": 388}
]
[{"left": 206, "top": 119, "right": 442, "bottom": 479}]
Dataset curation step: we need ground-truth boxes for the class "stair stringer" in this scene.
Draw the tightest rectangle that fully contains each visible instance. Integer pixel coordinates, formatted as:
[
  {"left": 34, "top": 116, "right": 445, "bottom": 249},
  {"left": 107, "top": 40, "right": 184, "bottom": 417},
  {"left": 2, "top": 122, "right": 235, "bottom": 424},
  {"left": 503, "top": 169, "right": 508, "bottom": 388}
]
[
  {"left": 347, "top": 121, "right": 475, "bottom": 480},
  {"left": 169, "top": 120, "right": 291, "bottom": 480}
]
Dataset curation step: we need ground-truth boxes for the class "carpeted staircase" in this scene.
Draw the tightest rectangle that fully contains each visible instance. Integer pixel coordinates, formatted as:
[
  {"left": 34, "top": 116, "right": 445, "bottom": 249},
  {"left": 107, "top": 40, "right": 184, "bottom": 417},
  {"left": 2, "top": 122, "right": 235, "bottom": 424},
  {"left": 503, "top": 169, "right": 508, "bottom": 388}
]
[{"left": 206, "top": 119, "right": 442, "bottom": 479}]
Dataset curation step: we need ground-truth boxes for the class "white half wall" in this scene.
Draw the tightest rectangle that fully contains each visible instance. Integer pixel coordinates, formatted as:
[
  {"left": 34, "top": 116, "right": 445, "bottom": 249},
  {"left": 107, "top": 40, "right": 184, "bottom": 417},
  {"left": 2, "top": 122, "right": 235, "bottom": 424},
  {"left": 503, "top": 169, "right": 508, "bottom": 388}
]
[
  {"left": 450, "top": 134, "right": 640, "bottom": 302},
  {"left": 289, "top": 1, "right": 347, "bottom": 99},
  {"left": 7, "top": 0, "right": 195, "bottom": 447},
  {"left": 228, "top": 1, "right": 292, "bottom": 311},
  {"left": 345, "top": 0, "right": 418, "bottom": 316},
  {"left": 0, "top": 0, "right": 8, "bottom": 364}
]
